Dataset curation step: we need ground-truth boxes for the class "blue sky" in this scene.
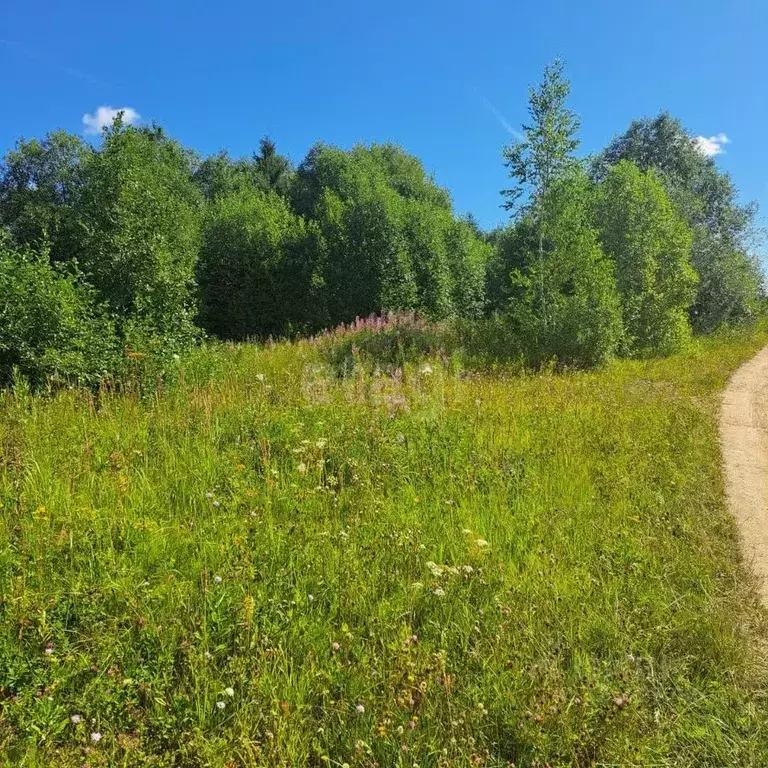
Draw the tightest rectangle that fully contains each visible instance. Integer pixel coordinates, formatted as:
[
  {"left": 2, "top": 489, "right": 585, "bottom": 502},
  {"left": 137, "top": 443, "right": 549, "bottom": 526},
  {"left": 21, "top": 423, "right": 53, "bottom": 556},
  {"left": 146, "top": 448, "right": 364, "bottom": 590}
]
[{"left": 2, "top": 0, "right": 766, "bottom": 235}]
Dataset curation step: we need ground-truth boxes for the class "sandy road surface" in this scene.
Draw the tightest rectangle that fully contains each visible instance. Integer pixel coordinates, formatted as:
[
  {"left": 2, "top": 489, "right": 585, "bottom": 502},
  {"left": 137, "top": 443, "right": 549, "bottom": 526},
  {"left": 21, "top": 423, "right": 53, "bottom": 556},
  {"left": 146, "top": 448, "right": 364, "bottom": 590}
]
[{"left": 720, "top": 344, "right": 768, "bottom": 605}]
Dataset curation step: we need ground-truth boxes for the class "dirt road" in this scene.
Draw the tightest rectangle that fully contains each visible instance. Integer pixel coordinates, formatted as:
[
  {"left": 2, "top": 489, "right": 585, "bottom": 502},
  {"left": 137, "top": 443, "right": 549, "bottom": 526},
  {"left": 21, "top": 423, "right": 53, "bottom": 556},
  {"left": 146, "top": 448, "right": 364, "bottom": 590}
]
[{"left": 720, "top": 344, "right": 768, "bottom": 605}]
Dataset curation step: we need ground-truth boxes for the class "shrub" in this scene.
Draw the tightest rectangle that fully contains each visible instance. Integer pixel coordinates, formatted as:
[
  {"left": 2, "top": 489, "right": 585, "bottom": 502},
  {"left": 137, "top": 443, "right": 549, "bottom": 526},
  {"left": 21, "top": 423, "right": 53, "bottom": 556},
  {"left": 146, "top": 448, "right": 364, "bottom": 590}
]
[
  {"left": 0, "top": 235, "right": 118, "bottom": 387},
  {"left": 508, "top": 170, "right": 624, "bottom": 369},
  {"left": 596, "top": 161, "right": 697, "bottom": 356},
  {"left": 197, "top": 189, "right": 325, "bottom": 340}
]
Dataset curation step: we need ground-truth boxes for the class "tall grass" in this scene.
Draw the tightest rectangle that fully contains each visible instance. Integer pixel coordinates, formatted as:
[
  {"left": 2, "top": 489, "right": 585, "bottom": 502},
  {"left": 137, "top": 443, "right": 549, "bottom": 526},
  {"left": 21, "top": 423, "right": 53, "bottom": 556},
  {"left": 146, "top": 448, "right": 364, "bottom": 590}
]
[{"left": 1, "top": 325, "right": 768, "bottom": 766}]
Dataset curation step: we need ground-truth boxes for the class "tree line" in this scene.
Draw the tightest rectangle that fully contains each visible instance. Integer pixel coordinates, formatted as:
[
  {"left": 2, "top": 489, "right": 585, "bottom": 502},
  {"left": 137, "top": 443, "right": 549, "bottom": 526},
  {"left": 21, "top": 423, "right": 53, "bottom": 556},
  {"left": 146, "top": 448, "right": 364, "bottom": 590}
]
[{"left": 0, "top": 61, "right": 763, "bottom": 386}]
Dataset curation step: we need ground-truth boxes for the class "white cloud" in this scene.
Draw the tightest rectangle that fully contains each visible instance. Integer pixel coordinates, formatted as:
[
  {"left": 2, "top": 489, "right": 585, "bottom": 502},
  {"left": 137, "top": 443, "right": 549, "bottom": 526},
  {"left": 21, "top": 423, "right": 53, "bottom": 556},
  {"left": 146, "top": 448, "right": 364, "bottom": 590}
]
[
  {"left": 82, "top": 105, "right": 140, "bottom": 135},
  {"left": 694, "top": 133, "right": 730, "bottom": 157}
]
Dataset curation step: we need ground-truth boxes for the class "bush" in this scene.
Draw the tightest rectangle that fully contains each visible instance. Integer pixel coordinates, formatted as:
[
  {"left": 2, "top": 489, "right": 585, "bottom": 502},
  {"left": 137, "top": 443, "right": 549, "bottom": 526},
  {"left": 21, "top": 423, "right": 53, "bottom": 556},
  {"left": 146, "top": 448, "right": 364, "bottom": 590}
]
[
  {"left": 197, "top": 189, "right": 325, "bottom": 339},
  {"left": 596, "top": 161, "right": 697, "bottom": 356},
  {"left": 508, "top": 171, "right": 624, "bottom": 369},
  {"left": 76, "top": 121, "right": 203, "bottom": 352},
  {"left": 0, "top": 235, "right": 118, "bottom": 387}
]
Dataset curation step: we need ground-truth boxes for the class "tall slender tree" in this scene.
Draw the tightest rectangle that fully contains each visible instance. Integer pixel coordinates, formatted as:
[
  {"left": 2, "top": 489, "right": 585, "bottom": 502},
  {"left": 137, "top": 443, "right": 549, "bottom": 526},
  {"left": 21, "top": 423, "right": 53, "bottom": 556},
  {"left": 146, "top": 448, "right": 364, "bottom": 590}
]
[{"left": 501, "top": 59, "right": 580, "bottom": 326}]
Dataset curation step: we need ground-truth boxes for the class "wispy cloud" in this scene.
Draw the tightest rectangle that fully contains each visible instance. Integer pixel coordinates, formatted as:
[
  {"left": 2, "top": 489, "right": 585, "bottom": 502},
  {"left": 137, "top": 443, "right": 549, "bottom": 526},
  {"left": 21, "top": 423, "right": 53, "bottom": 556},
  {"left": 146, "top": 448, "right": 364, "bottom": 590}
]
[
  {"left": 694, "top": 133, "right": 730, "bottom": 157},
  {"left": 0, "top": 39, "right": 104, "bottom": 85},
  {"left": 82, "top": 106, "right": 141, "bottom": 135},
  {"left": 477, "top": 92, "right": 524, "bottom": 140}
]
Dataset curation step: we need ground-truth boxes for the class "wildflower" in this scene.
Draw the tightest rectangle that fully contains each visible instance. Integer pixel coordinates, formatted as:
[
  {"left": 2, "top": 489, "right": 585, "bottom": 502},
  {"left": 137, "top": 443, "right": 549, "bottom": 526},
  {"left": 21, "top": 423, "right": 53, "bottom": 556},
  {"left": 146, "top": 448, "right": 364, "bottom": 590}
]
[
  {"left": 216, "top": 700, "right": 226, "bottom": 710},
  {"left": 425, "top": 561, "right": 443, "bottom": 577},
  {"left": 297, "top": 462, "right": 308, "bottom": 475},
  {"left": 70, "top": 714, "right": 82, "bottom": 724},
  {"left": 462, "top": 528, "right": 472, "bottom": 535},
  {"left": 90, "top": 732, "right": 102, "bottom": 742},
  {"left": 420, "top": 364, "right": 433, "bottom": 375},
  {"left": 355, "top": 704, "right": 365, "bottom": 714},
  {"left": 44, "top": 647, "right": 54, "bottom": 655},
  {"left": 462, "top": 565, "right": 474, "bottom": 574},
  {"left": 213, "top": 575, "right": 222, "bottom": 584},
  {"left": 408, "top": 719, "right": 417, "bottom": 729},
  {"left": 205, "top": 492, "right": 214, "bottom": 499},
  {"left": 475, "top": 538, "right": 489, "bottom": 548},
  {"left": 433, "top": 586, "right": 446, "bottom": 597},
  {"left": 204, "top": 651, "right": 211, "bottom": 659},
  {"left": 212, "top": 500, "right": 221, "bottom": 508},
  {"left": 332, "top": 642, "right": 341, "bottom": 652},
  {"left": 225, "top": 687, "right": 235, "bottom": 697},
  {"left": 255, "top": 373, "right": 265, "bottom": 382}
]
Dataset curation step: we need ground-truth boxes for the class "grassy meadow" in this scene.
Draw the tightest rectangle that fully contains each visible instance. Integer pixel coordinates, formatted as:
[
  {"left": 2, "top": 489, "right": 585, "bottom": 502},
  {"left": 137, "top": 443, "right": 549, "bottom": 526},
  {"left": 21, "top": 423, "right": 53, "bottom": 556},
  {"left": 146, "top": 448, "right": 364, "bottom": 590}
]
[{"left": 2, "top": 327, "right": 768, "bottom": 767}]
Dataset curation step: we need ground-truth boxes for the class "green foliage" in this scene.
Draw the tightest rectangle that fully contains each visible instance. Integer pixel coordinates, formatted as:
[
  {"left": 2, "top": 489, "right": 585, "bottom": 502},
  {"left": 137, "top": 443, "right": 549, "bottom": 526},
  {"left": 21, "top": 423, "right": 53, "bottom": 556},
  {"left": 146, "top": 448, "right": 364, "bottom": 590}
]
[
  {"left": 501, "top": 58, "right": 580, "bottom": 212},
  {"left": 292, "top": 142, "right": 487, "bottom": 326},
  {"left": 197, "top": 189, "right": 324, "bottom": 339},
  {"left": 597, "top": 161, "right": 698, "bottom": 355},
  {"left": 0, "top": 234, "right": 118, "bottom": 387},
  {"left": 76, "top": 120, "right": 203, "bottom": 351},
  {"left": 0, "top": 130, "right": 91, "bottom": 262},
  {"left": 496, "top": 61, "right": 619, "bottom": 369},
  {"left": 2, "top": 328, "right": 768, "bottom": 765},
  {"left": 485, "top": 217, "right": 538, "bottom": 311},
  {"left": 598, "top": 112, "right": 763, "bottom": 331},
  {"left": 193, "top": 137, "right": 293, "bottom": 201},
  {"left": 509, "top": 171, "right": 624, "bottom": 368}
]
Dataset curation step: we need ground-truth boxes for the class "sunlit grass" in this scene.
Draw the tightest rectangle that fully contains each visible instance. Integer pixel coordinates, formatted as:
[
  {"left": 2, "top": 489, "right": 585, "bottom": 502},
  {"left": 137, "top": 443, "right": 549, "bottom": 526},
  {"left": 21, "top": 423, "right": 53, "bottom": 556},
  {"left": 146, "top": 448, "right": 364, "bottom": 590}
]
[{"left": 2, "top": 326, "right": 768, "bottom": 766}]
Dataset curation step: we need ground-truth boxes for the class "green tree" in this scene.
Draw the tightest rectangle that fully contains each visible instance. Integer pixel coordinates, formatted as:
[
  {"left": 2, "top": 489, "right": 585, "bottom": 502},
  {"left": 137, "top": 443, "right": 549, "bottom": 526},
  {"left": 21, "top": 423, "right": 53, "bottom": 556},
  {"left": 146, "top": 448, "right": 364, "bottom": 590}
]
[
  {"left": 508, "top": 170, "right": 623, "bottom": 368},
  {"left": 197, "top": 189, "right": 324, "bottom": 339},
  {"left": 194, "top": 138, "right": 292, "bottom": 201},
  {"left": 597, "top": 112, "right": 763, "bottom": 331},
  {"left": 596, "top": 161, "right": 697, "bottom": 355},
  {"left": 0, "top": 232, "right": 118, "bottom": 387},
  {"left": 77, "top": 118, "right": 203, "bottom": 351},
  {"left": 501, "top": 59, "right": 581, "bottom": 327},
  {"left": 254, "top": 136, "right": 292, "bottom": 196},
  {"left": 0, "top": 130, "right": 91, "bottom": 260},
  {"left": 292, "top": 141, "right": 486, "bottom": 325}
]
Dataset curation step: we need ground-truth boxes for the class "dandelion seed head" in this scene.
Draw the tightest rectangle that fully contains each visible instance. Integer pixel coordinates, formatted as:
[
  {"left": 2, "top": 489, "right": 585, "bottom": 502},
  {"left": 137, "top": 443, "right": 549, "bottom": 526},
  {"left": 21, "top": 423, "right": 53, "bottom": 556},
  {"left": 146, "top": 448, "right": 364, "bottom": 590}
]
[
  {"left": 225, "top": 687, "right": 234, "bottom": 697},
  {"left": 216, "top": 700, "right": 226, "bottom": 710},
  {"left": 213, "top": 575, "right": 222, "bottom": 584},
  {"left": 90, "top": 732, "right": 102, "bottom": 742},
  {"left": 355, "top": 703, "right": 365, "bottom": 713},
  {"left": 70, "top": 714, "right": 82, "bottom": 724}
]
